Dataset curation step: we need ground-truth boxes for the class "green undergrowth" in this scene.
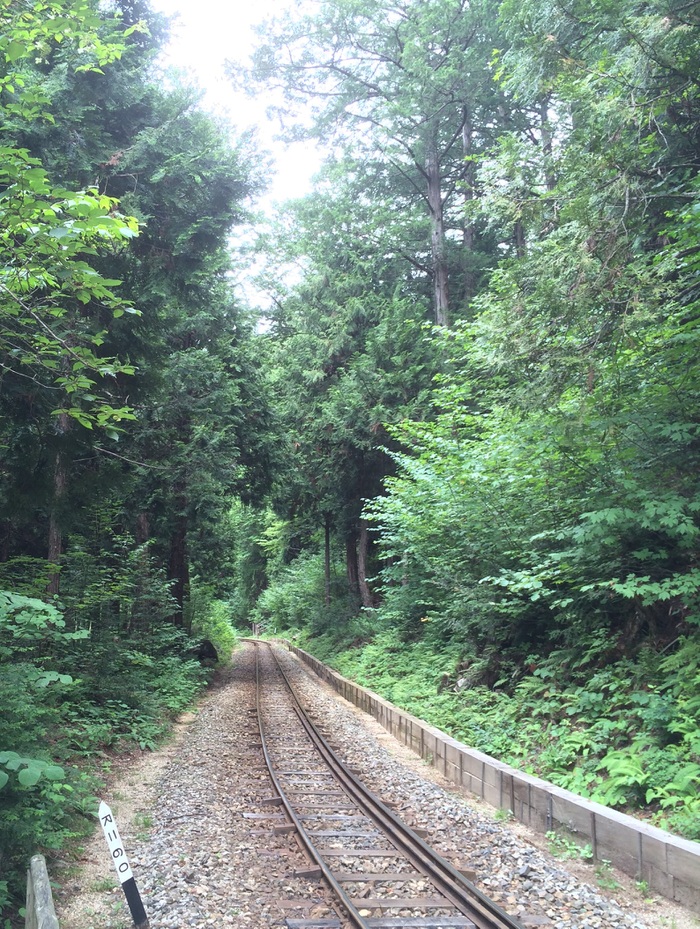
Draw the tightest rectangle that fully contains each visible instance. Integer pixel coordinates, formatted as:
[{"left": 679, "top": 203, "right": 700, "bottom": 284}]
[
  {"left": 296, "top": 625, "right": 700, "bottom": 842},
  {"left": 0, "top": 592, "right": 237, "bottom": 923}
]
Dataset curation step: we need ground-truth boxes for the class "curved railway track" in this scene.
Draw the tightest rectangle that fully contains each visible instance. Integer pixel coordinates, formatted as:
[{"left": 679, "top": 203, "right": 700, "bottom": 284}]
[{"left": 253, "top": 640, "right": 528, "bottom": 929}]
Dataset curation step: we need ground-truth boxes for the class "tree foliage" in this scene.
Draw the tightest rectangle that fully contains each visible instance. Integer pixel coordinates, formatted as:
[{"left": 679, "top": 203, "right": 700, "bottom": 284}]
[
  {"left": 0, "top": 0, "right": 141, "bottom": 429},
  {"left": 243, "top": 0, "right": 700, "bottom": 837},
  {"left": 244, "top": 0, "right": 511, "bottom": 323},
  {"left": 0, "top": 0, "right": 268, "bottom": 915},
  {"left": 253, "top": 156, "right": 440, "bottom": 605},
  {"left": 2, "top": 0, "right": 700, "bottom": 906}
]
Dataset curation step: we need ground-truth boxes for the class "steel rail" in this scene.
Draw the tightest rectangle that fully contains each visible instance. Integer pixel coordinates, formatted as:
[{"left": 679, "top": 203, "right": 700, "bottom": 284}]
[
  {"left": 254, "top": 641, "right": 370, "bottom": 929},
  {"left": 257, "top": 640, "right": 525, "bottom": 929}
]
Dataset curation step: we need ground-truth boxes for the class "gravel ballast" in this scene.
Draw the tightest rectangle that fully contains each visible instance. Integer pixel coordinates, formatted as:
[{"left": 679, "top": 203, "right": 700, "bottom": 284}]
[{"left": 56, "top": 642, "right": 695, "bottom": 929}]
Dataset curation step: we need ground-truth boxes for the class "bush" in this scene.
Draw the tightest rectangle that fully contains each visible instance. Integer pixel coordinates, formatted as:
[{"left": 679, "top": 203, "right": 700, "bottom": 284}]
[
  {"left": 0, "top": 595, "right": 211, "bottom": 922},
  {"left": 251, "top": 551, "right": 357, "bottom": 637},
  {"left": 191, "top": 598, "right": 237, "bottom": 662},
  {"left": 300, "top": 622, "right": 700, "bottom": 842}
]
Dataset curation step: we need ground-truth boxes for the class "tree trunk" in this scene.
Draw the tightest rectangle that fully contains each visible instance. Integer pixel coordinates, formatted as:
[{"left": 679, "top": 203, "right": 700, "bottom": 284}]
[
  {"left": 462, "top": 105, "right": 477, "bottom": 305},
  {"left": 168, "top": 503, "right": 189, "bottom": 627},
  {"left": 0, "top": 522, "right": 11, "bottom": 562},
  {"left": 540, "top": 95, "right": 556, "bottom": 193},
  {"left": 425, "top": 134, "right": 450, "bottom": 327},
  {"left": 346, "top": 526, "right": 359, "bottom": 597},
  {"left": 131, "top": 513, "right": 153, "bottom": 635},
  {"left": 324, "top": 513, "right": 331, "bottom": 607},
  {"left": 135, "top": 512, "right": 150, "bottom": 544},
  {"left": 46, "top": 412, "right": 71, "bottom": 597},
  {"left": 357, "top": 519, "right": 374, "bottom": 609}
]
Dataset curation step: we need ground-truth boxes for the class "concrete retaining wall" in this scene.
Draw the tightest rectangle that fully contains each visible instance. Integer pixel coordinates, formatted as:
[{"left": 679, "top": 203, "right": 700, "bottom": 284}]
[{"left": 284, "top": 641, "right": 700, "bottom": 912}]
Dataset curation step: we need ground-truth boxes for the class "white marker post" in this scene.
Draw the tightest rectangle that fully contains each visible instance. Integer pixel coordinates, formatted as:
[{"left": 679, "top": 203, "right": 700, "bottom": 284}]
[{"left": 99, "top": 801, "right": 149, "bottom": 929}]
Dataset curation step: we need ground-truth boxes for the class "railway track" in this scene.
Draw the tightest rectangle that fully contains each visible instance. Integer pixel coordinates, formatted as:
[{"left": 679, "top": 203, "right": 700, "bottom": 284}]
[{"left": 253, "top": 640, "right": 531, "bottom": 929}]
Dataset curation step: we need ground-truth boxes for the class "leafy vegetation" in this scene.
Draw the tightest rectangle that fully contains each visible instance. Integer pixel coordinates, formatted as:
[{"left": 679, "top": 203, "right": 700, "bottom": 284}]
[
  {"left": 2, "top": 0, "right": 700, "bottom": 918},
  {"left": 290, "top": 623, "right": 700, "bottom": 840},
  {"left": 238, "top": 0, "right": 700, "bottom": 848},
  {"left": 0, "top": 592, "right": 214, "bottom": 915},
  {"left": 0, "top": 0, "right": 252, "bottom": 919},
  {"left": 244, "top": 0, "right": 700, "bottom": 645}
]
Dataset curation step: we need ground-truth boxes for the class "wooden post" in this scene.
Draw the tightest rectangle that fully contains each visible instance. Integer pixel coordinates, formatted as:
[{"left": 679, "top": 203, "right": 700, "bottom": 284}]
[
  {"left": 99, "top": 801, "right": 149, "bottom": 929},
  {"left": 25, "top": 855, "right": 59, "bottom": 929}
]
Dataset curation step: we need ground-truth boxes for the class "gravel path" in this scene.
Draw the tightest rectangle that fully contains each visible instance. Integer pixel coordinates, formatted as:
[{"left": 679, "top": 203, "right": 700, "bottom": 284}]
[{"left": 56, "top": 642, "right": 696, "bottom": 929}]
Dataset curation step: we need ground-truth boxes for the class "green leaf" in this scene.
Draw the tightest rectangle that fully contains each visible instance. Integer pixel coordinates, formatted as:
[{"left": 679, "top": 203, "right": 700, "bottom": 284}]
[
  {"left": 43, "top": 765, "right": 65, "bottom": 781},
  {"left": 18, "top": 767, "right": 41, "bottom": 787},
  {"left": 4, "top": 40, "right": 27, "bottom": 63}
]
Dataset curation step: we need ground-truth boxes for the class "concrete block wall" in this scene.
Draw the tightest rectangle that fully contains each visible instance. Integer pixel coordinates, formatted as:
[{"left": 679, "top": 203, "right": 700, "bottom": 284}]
[{"left": 284, "top": 641, "right": 700, "bottom": 913}]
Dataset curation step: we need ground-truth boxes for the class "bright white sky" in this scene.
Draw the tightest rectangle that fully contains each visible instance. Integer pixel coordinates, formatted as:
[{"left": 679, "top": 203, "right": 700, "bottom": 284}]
[
  {"left": 150, "top": 0, "right": 321, "bottom": 204},
  {"left": 148, "top": 0, "right": 323, "bottom": 309}
]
